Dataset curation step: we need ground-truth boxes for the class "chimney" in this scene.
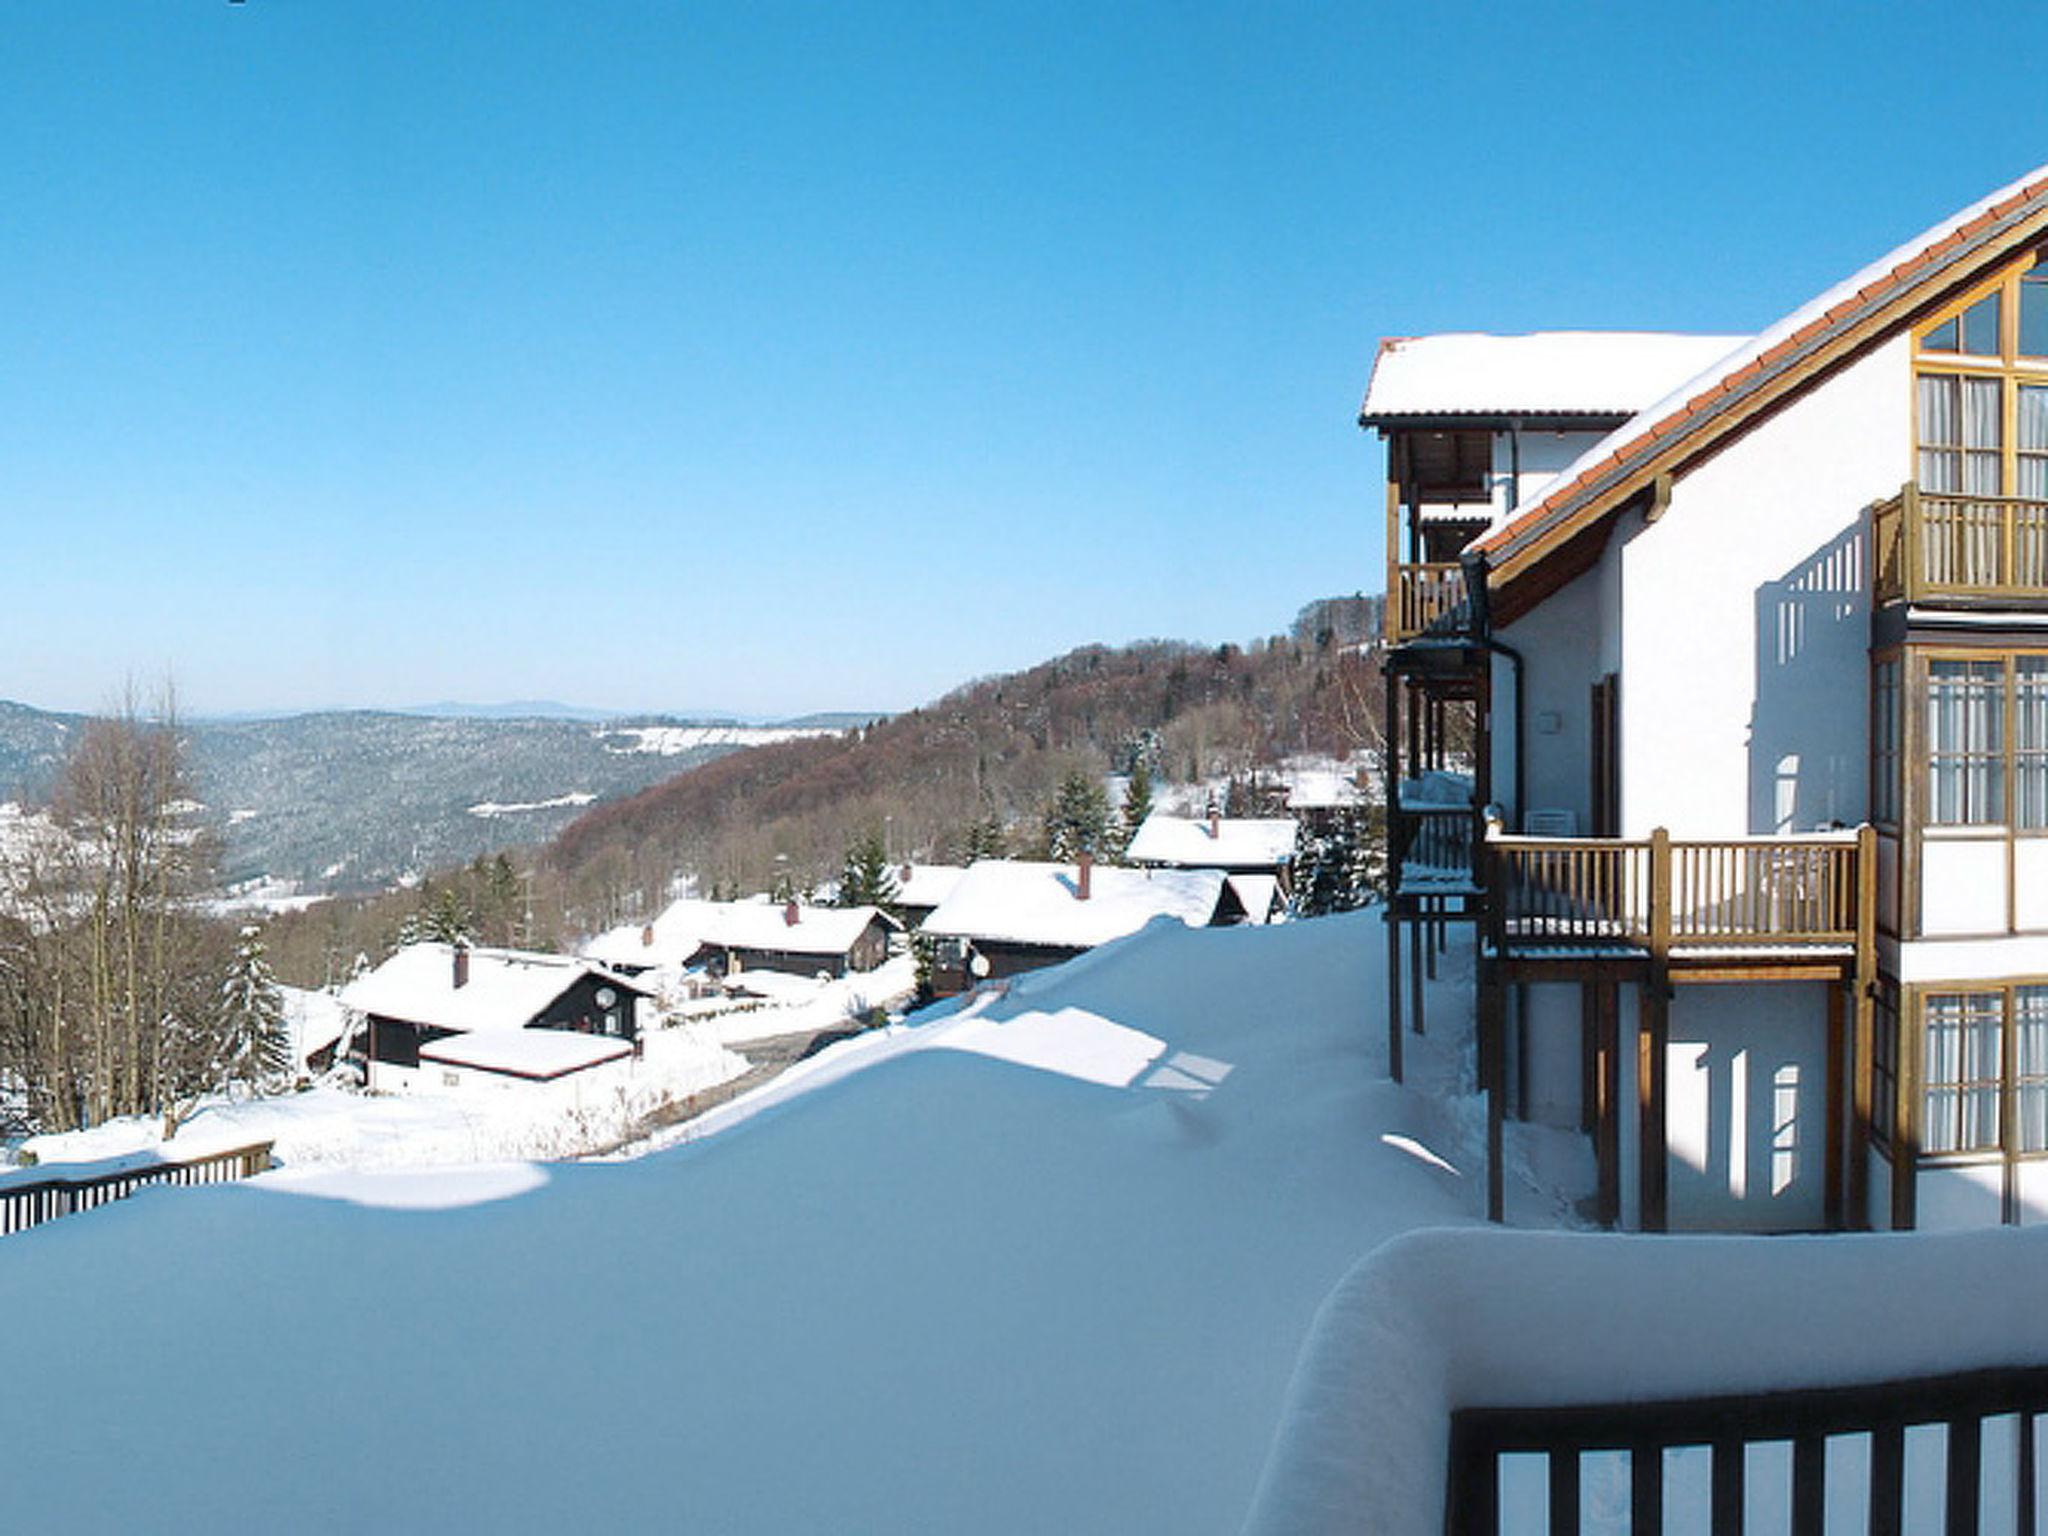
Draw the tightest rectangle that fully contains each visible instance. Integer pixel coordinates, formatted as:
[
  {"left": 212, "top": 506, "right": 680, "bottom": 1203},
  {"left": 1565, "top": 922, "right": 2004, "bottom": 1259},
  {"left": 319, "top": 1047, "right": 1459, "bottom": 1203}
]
[
  {"left": 452, "top": 944, "right": 470, "bottom": 989},
  {"left": 641, "top": 924, "right": 655, "bottom": 948},
  {"left": 1076, "top": 851, "right": 1092, "bottom": 901},
  {"left": 899, "top": 862, "right": 913, "bottom": 883},
  {"left": 784, "top": 898, "right": 800, "bottom": 927},
  {"left": 1209, "top": 808, "right": 1221, "bottom": 839}
]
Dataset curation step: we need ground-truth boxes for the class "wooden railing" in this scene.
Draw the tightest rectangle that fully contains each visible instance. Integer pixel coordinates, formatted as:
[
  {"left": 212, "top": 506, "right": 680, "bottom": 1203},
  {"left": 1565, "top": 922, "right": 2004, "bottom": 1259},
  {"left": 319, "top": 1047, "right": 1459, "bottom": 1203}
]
[
  {"left": 1389, "top": 562, "right": 1469, "bottom": 643},
  {"left": 0, "top": 1140, "right": 275, "bottom": 1237},
  {"left": 1392, "top": 804, "right": 1485, "bottom": 890},
  {"left": 1489, "top": 828, "right": 1868, "bottom": 952},
  {"left": 1448, "top": 1364, "right": 2048, "bottom": 1535},
  {"left": 1873, "top": 481, "right": 2048, "bottom": 605}
]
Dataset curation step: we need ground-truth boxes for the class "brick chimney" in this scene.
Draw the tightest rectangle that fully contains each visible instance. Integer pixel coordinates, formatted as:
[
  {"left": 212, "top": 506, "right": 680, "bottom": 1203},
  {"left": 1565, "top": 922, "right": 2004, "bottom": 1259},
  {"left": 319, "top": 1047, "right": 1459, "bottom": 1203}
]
[
  {"left": 1076, "top": 851, "right": 1092, "bottom": 901},
  {"left": 452, "top": 944, "right": 471, "bottom": 989},
  {"left": 784, "top": 898, "right": 801, "bottom": 927},
  {"left": 1208, "top": 806, "right": 1221, "bottom": 839},
  {"left": 641, "top": 923, "right": 655, "bottom": 948}
]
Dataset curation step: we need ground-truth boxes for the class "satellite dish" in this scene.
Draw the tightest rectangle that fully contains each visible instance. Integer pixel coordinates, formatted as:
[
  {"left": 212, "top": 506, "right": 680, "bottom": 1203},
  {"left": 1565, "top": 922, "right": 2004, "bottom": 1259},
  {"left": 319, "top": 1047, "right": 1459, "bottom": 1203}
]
[
  {"left": 969, "top": 952, "right": 991, "bottom": 979},
  {"left": 595, "top": 987, "right": 617, "bottom": 1008}
]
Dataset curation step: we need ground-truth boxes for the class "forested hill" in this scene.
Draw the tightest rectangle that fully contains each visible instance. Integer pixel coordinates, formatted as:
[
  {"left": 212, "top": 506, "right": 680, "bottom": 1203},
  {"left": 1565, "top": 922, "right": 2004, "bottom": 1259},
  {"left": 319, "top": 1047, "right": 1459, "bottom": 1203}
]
[{"left": 546, "top": 618, "right": 1382, "bottom": 921}]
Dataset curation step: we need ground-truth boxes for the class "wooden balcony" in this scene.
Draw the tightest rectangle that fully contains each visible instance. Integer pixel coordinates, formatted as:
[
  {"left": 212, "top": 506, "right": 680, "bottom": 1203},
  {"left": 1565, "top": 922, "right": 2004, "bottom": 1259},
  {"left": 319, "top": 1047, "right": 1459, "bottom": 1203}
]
[
  {"left": 1485, "top": 826, "right": 1873, "bottom": 968},
  {"left": 1873, "top": 481, "right": 2048, "bottom": 606},
  {"left": 1387, "top": 561, "right": 1470, "bottom": 643}
]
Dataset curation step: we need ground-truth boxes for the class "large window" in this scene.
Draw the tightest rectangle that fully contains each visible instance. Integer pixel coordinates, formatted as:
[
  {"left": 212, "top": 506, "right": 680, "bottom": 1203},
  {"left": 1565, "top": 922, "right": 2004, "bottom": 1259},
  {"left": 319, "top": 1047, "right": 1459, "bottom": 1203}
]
[
  {"left": 1927, "top": 659, "right": 2005, "bottom": 824},
  {"left": 1922, "top": 991, "right": 2004, "bottom": 1155},
  {"left": 1915, "top": 983, "right": 2048, "bottom": 1160},
  {"left": 1917, "top": 249, "right": 2048, "bottom": 509}
]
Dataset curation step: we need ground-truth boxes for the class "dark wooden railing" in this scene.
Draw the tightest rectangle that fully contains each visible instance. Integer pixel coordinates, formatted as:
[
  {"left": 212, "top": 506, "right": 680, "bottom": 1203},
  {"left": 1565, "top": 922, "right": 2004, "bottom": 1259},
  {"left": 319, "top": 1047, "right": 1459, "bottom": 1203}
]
[
  {"left": 1393, "top": 804, "right": 1486, "bottom": 891},
  {"left": 1448, "top": 1364, "right": 2048, "bottom": 1535},
  {"left": 1489, "top": 828, "right": 1869, "bottom": 952},
  {"left": 0, "top": 1140, "right": 275, "bottom": 1237},
  {"left": 1873, "top": 482, "right": 2048, "bottom": 605},
  {"left": 1390, "top": 562, "right": 1470, "bottom": 643}
]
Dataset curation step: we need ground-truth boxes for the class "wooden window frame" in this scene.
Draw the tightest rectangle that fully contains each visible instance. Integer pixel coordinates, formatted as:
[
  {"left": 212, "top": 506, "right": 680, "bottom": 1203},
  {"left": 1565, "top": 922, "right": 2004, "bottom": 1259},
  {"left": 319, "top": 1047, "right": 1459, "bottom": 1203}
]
[
  {"left": 1904, "top": 977, "right": 2048, "bottom": 1175},
  {"left": 1915, "top": 247, "right": 2048, "bottom": 501},
  {"left": 1871, "top": 654, "right": 1902, "bottom": 829}
]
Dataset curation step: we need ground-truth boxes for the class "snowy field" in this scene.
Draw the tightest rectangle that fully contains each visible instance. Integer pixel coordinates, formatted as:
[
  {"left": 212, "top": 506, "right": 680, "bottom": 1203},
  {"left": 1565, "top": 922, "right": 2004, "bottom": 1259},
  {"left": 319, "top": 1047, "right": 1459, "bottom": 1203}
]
[{"left": 0, "top": 911, "right": 1576, "bottom": 1533}]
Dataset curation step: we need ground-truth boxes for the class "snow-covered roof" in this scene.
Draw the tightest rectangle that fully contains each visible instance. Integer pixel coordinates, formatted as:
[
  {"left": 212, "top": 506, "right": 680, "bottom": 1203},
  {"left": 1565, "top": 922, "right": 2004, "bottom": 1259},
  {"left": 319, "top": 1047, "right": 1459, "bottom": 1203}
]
[
  {"left": 419, "top": 1029, "right": 633, "bottom": 1081},
  {"left": 1125, "top": 813, "right": 1296, "bottom": 870},
  {"left": 892, "top": 863, "right": 967, "bottom": 909},
  {"left": 922, "top": 861, "right": 1226, "bottom": 949},
  {"left": 1285, "top": 769, "right": 1367, "bottom": 811},
  {"left": 1478, "top": 163, "right": 2048, "bottom": 573},
  {"left": 279, "top": 985, "right": 350, "bottom": 1070},
  {"left": 340, "top": 944, "right": 643, "bottom": 1033},
  {"left": 1359, "top": 332, "right": 1747, "bottom": 422},
  {"left": 1225, "top": 873, "right": 1282, "bottom": 925},
  {"left": 585, "top": 898, "right": 896, "bottom": 968}
]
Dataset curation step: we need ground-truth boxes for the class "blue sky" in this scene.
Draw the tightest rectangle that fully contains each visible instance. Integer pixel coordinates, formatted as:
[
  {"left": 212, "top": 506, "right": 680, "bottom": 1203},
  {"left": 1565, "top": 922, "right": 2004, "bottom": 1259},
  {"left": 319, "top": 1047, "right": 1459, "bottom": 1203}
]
[{"left": 5, "top": 1, "right": 2048, "bottom": 717}]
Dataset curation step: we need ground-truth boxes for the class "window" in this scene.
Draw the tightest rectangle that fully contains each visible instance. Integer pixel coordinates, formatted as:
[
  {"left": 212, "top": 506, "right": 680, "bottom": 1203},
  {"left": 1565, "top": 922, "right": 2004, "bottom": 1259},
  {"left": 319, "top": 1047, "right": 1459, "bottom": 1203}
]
[
  {"left": 2017, "top": 986, "right": 2048, "bottom": 1153},
  {"left": 1927, "top": 658, "right": 2005, "bottom": 824},
  {"left": 1873, "top": 658, "right": 1901, "bottom": 826},
  {"left": 1916, "top": 248, "right": 2048, "bottom": 531},
  {"left": 1922, "top": 991, "right": 2003, "bottom": 1154}
]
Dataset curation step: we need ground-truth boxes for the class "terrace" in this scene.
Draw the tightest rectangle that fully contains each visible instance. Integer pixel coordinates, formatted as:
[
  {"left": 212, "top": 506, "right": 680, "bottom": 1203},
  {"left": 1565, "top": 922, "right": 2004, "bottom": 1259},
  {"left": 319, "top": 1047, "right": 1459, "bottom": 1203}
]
[{"left": 1873, "top": 482, "right": 2048, "bottom": 607}]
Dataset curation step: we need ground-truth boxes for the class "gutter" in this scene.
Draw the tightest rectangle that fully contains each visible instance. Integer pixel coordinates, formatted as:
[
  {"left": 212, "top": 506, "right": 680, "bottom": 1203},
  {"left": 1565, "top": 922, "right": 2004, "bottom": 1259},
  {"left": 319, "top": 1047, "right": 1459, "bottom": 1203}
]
[{"left": 1460, "top": 549, "right": 1525, "bottom": 825}]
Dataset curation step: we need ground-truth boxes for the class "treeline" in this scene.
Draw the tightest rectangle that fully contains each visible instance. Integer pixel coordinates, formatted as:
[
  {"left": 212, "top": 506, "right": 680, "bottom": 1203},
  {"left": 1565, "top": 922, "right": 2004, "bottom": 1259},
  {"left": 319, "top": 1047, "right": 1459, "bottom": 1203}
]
[{"left": 265, "top": 603, "right": 1385, "bottom": 987}]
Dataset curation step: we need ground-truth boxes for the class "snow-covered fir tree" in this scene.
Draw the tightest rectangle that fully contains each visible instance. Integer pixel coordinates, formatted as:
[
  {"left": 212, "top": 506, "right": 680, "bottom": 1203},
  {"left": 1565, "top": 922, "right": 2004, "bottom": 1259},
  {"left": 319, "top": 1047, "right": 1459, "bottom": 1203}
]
[
  {"left": 1290, "top": 806, "right": 1384, "bottom": 917},
  {"left": 219, "top": 923, "right": 292, "bottom": 1088},
  {"left": 1044, "top": 771, "right": 1113, "bottom": 862},
  {"left": 1118, "top": 760, "right": 1155, "bottom": 854},
  {"left": 837, "top": 830, "right": 898, "bottom": 911}
]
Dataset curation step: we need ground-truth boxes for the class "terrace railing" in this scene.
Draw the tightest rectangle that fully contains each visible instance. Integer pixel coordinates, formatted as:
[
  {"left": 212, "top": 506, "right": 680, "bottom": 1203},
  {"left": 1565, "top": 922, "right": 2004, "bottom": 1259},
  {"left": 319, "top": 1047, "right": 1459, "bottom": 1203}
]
[
  {"left": 0, "top": 1140, "right": 275, "bottom": 1237},
  {"left": 1389, "top": 562, "right": 1470, "bottom": 644},
  {"left": 1487, "top": 827, "right": 1869, "bottom": 954},
  {"left": 1872, "top": 481, "right": 2048, "bottom": 606},
  {"left": 1448, "top": 1364, "right": 2047, "bottom": 1535}
]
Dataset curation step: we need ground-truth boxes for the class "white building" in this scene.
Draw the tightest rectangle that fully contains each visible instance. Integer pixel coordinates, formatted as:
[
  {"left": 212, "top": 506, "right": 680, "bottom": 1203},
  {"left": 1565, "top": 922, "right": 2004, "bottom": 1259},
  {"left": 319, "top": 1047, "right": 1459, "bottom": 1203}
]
[{"left": 1373, "top": 163, "right": 2048, "bottom": 1234}]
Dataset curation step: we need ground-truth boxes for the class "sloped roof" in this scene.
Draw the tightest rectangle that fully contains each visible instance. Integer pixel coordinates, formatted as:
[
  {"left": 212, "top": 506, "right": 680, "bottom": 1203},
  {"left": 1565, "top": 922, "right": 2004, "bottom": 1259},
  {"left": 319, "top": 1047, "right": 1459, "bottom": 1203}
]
[
  {"left": 1225, "top": 873, "right": 1283, "bottom": 925},
  {"left": 340, "top": 944, "right": 645, "bottom": 1033},
  {"left": 1125, "top": 813, "right": 1296, "bottom": 869},
  {"left": 893, "top": 863, "right": 968, "bottom": 909},
  {"left": 1474, "top": 164, "right": 2048, "bottom": 606},
  {"left": 922, "top": 861, "right": 1225, "bottom": 949},
  {"left": 583, "top": 897, "right": 897, "bottom": 967},
  {"left": 1360, "top": 332, "right": 1746, "bottom": 423}
]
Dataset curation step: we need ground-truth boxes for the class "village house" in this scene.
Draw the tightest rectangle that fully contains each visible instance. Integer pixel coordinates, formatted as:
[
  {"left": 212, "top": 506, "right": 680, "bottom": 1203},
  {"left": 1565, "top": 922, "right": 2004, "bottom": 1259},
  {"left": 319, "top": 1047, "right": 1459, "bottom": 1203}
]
[
  {"left": 1372, "top": 164, "right": 2048, "bottom": 1235},
  {"left": 890, "top": 863, "right": 967, "bottom": 930},
  {"left": 584, "top": 897, "right": 896, "bottom": 982},
  {"left": 920, "top": 856, "right": 1237, "bottom": 994},
  {"left": 339, "top": 942, "right": 652, "bottom": 1091},
  {"left": 1125, "top": 809, "right": 1295, "bottom": 922}
]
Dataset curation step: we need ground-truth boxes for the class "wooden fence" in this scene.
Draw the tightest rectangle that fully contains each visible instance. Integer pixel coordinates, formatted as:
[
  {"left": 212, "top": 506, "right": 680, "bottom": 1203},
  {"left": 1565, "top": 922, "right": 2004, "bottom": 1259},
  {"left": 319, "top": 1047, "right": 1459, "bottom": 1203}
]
[
  {"left": 1448, "top": 1364, "right": 2048, "bottom": 1535},
  {"left": 0, "top": 1140, "right": 275, "bottom": 1237}
]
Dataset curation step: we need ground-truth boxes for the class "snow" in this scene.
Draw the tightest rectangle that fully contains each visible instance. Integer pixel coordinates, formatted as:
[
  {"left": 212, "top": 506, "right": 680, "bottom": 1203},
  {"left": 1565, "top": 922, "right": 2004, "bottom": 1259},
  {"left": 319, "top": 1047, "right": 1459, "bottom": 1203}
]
[
  {"left": 1245, "top": 1224, "right": 2048, "bottom": 1536},
  {"left": 419, "top": 1028, "right": 634, "bottom": 1079},
  {"left": 1125, "top": 812, "right": 1297, "bottom": 869},
  {"left": 1360, "top": 332, "right": 1748, "bottom": 420},
  {"left": 339, "top": 943, "right": 646, "bottom": 1034},
  {"left": 922, "top": 859, "right": 1228, "bottom": 949},
  {"left": 1226, "top": 871, "right": 1283, "bottom": 923},
  {"left": 596, "top": 723, "right": 838, "bottom": 755},
  {"left": 279, "top": 984, "right": 350, "bottom": 1072},
  {"left": 466, "top": 790, "right": 596, "bottom": 817},
  {"left": 0, "top": 909, "right": 1567, "bottom": 1534},
  {"left": 582, "top": 898, "right": 893, "bottom": 969},
  {"left": 892, "top": 861, "right": 967, "bottom": 909}
]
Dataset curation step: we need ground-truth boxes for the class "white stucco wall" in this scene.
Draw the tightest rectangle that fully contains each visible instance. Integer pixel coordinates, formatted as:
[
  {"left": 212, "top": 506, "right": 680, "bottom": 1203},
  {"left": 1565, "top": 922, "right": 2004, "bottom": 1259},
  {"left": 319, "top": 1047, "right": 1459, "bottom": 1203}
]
[
  {"left": 1519, "top": 983, "right": 1584, "bottom": 1130},
  {"left": 1498, "top": 567, "right": 1607, "bottom": 832},
  {"left": 1618, "top": 335, "right": 1911, "bottom": 837},
  {"left": 1918, "top": 1162, "right": 2006, "bottom": 1230},
  {"left": 1663, "top": 983, "right": 1831, "bottom": 1232},
  {"left": 1920, "top": 835, "right": 2008, "bottom": 935}
]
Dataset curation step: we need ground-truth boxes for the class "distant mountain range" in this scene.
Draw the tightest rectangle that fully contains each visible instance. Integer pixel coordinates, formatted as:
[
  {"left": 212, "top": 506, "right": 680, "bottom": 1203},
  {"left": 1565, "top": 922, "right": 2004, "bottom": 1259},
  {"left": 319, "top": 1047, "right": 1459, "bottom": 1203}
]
[{"left": 0, "top": 701, "right": 873, "bottom": 896}]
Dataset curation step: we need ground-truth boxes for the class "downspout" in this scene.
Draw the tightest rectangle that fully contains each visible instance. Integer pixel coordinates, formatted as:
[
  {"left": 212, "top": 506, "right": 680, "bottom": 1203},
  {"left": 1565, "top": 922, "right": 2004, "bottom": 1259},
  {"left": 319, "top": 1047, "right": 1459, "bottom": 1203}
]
[{"left": 1460, "top": 548, "right": 1525, "bottom": 827}]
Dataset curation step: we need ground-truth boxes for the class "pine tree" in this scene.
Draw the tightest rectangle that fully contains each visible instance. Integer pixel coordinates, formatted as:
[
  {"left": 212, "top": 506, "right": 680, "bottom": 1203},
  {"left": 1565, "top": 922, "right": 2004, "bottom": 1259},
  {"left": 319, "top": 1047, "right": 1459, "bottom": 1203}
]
[
  {"left": 838, "top": 830, "right": 898, "bottom": 911},
  {"left": 1044, "top": 771, "right": 1112, "bottom": 862},
  {"left": 963, "top": 814, "right": 1006, "bottom": 863},
  {"left": 218, "top": 923, "right": 291, "bottom": 1088},
  {"left": 417, "top": 884, "right": 473, "bottom": 946},
  {"left": 1118, "top": 760, "right": 1155, "bottom": 858}
]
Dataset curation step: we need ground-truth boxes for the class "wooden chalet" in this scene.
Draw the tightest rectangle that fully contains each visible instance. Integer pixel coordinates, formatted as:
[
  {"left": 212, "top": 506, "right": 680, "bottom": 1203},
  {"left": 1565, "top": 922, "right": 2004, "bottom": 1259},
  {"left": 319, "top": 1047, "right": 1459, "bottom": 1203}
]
[
  {"left": 339, "top": 943, "right": 650, "bottom": 1087},
  {"left": 920, "top": 856, "right": 1235, "bottom": 995},
  {"left": 1371, "top": 165, "right": 2048, "bottom": 1235},
  {"left": 1125, "top": 810, "right": 1297, "bottom": 894},
  {"left": 584, "top": 898, "right": 897, "bottom": 981}
]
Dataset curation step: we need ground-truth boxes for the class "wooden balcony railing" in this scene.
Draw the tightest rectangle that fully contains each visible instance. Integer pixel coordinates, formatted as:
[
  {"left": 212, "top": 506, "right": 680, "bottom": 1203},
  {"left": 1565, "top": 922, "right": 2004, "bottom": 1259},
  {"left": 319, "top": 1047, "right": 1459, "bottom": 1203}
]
[
  {"left": 1390, "top": 803, "right": 1484, "bottom": 890},
  {"left": 1487, "top": 827, "right": 1870, "bottom": 953},
  {"left": 1449, "top": 1364, "right": 2048, "bottom": 1535},
  {"left": 1388, "top": 562, "right": 1470, "bottom": 643},
  {"left": 0, "top": 1140, "right": 275, "bottom": 1238},
  {"left": 1873, "top": 481, "right": 2048, "bottom": 605}
]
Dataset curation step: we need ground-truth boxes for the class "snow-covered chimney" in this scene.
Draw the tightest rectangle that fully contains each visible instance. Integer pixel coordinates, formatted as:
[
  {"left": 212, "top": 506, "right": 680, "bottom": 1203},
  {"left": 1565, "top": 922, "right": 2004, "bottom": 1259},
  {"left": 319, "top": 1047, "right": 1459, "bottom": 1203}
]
[
  {"left": 1076, "top": 851, "right": 1092, "bottom": 901},
  {"left": 784, "top": 898, "right": 800, "bottom": 927},
  {"left": 1208, "top": 807, "right": 1221, "bottom": 839},
  {"left": 452, "top": 944, "right": 471, "bottom": 989}
]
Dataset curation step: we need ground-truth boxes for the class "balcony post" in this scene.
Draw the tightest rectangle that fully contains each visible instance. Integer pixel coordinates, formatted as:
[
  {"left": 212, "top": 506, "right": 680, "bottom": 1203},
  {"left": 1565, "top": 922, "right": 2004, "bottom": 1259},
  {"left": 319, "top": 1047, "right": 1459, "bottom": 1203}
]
[
  {"left": 1902, "top": 480, "right": 1922, "bottom": 602},
  {"left": 1850, "top": 823, "right": 1878, "bottom": 1229},
  {"left": 1640, "top": 828, "right": 1672, "bottom": 1232}
]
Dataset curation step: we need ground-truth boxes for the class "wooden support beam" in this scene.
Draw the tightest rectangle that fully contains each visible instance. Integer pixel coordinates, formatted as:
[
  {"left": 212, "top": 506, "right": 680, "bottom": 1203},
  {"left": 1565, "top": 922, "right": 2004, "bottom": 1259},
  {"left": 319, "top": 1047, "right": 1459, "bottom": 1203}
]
[
  {"left": 1385, "top": 909, "right": 1403, "bottom": 1085},
  {"left": 1850, "top": 823, "right": 1879, "bottom": 1229},
  {"left": 1410, "top": 913, "right": 1426, "bottom": 1037},
  {"left": 1480, "top": 964, "right": 1506, "bottom": 1224},
  {"left": 1893, "top": 991, "right": 1918, "bottom": 1232},
  {"left": 1596, "top": 983, "right": 1621, "bottom": 1229},
  {"left": 1640, "top": 829, "right": 1672, "bottom": 1233},
  {"left": 1825, "top": 981, "right": 1846, "bottom": 1232}
]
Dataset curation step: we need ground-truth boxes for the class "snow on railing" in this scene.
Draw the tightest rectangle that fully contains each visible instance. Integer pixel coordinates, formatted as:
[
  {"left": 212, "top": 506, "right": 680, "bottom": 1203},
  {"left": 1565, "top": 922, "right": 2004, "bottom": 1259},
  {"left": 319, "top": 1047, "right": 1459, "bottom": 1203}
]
[
  {"left": 0, "top": 1140, "right": 275, "bottom": 1237},
  {"left": 1242, "top": 1227, "right": 2048, "bottom": 1536}
]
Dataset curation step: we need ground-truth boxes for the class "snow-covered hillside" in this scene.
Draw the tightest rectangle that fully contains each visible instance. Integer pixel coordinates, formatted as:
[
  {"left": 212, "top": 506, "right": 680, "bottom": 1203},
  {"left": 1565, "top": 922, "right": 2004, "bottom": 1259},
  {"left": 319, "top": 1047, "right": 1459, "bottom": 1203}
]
[{"left": 0, "top": 911, "right": 1578, "bottom": 1533}]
